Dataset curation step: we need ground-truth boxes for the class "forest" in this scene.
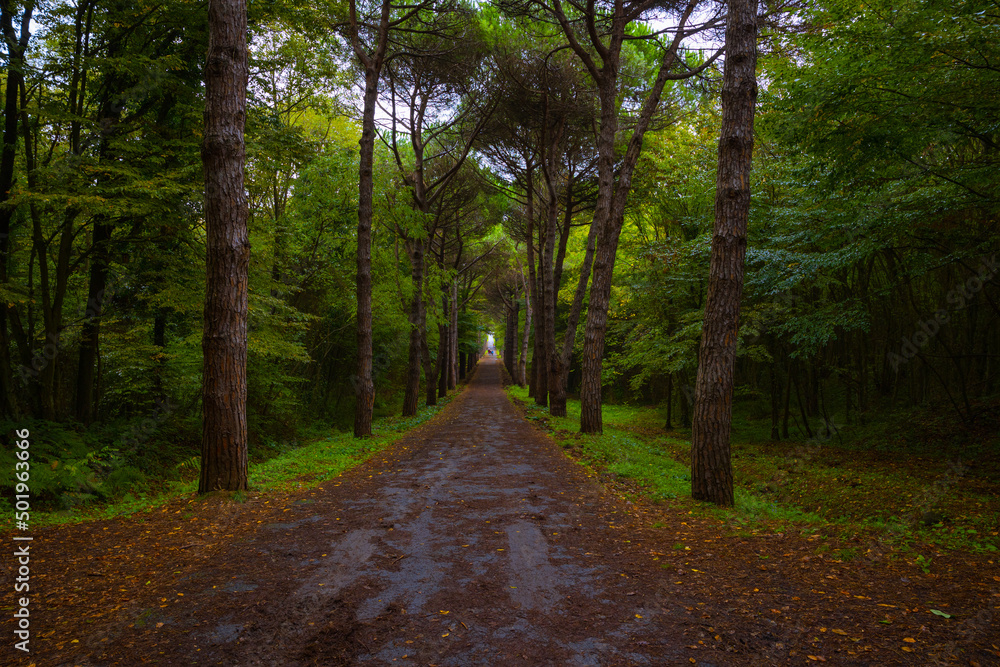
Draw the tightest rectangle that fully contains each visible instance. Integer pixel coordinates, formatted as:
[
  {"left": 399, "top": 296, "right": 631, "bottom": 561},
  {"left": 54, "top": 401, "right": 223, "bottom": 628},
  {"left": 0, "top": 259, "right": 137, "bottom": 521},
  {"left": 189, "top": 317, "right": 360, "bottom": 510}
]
[{"left": 0, "top": 0, "right": 997, "bottom": 516}]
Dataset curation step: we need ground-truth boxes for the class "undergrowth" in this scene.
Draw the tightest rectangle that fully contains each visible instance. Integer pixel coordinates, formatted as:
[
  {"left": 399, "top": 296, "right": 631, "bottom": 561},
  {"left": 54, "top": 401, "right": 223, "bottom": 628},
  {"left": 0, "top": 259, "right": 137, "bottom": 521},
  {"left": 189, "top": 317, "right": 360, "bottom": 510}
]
[{"left": 506, "top": 385, "right": 1000, "bottom": 556}]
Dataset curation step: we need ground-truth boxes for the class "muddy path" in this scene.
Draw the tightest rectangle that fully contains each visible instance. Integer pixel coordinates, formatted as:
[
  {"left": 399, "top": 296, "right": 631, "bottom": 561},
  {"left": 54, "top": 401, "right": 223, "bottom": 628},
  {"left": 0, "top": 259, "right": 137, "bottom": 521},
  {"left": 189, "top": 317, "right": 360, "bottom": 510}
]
[
  {"left": 173, "top": 359, "right": 748, "bottom": 666},
  {"left": 10, "top": 359, "right": 998, "bottom": 666}
]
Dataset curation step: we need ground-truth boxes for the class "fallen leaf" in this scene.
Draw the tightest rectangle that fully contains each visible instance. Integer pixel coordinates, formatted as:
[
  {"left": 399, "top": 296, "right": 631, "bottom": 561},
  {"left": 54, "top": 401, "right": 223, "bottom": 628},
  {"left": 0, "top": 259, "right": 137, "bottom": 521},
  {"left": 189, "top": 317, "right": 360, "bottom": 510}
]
[
  {"left": 929, "top": 609, "right": 951, "bottom": 618},
  {"left": 903, "top": 637, "right": 916, "bottom": 643}
]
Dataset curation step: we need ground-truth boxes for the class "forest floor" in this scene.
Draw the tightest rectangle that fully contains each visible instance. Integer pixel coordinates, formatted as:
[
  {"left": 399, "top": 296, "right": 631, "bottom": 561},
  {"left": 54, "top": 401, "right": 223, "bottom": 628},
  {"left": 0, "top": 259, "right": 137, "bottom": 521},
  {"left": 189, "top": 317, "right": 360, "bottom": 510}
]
[{"left": 4, "top": 360, "right": 999, "bottom": 666}]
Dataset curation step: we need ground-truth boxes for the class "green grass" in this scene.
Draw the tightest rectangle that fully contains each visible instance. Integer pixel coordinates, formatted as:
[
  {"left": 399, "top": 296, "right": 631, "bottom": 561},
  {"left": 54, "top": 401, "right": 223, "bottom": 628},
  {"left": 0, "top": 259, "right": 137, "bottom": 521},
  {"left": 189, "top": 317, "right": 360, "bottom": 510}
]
[
  {"left": 509, "top": 386, "right": 691, "bottom": 503},
  {"left": 507, "top": 386, "right": 1000, "bottom": 555}
]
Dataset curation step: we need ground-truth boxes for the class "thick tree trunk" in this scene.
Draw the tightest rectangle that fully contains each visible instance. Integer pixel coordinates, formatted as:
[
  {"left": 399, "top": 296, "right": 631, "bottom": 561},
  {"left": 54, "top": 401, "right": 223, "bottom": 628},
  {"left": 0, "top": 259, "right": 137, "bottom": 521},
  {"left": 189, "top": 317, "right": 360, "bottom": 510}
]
[
  {"left": 690, "top": 0, "right": 757, "bottom": 507},
  {"left": 199, "top": 0, "right": 249, "bottom": 493},
  {"left": 578, "top": 79, "right": 623, "bottom": 434},
  {"left": 353, "top": 66, "right": 379, "bottom": 437},
  {"left": 0, "top": 0, "right": 32, "bottom": 417}
]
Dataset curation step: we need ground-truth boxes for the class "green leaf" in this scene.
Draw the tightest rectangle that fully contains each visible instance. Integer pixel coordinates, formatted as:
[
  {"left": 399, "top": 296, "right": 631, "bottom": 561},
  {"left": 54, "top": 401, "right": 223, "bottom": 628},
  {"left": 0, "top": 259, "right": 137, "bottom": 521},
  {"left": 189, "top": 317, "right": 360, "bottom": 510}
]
[{"left": 929, "top": 609, "right": 951, "bottom": 619}]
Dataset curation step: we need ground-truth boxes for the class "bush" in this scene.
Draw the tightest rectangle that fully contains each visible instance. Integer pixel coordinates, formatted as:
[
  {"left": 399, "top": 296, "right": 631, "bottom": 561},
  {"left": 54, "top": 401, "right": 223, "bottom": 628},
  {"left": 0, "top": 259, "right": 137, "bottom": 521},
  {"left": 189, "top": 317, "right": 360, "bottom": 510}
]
[{"left": 104, "top": 465, "right": 147, "bottom": 498}]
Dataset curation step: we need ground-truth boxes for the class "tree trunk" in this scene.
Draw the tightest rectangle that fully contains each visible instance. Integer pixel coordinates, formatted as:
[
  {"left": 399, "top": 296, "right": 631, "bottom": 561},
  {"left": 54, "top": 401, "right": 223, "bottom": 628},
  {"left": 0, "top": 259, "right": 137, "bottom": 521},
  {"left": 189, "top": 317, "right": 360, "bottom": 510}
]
[
  {"left": 542, "top": 170, "right": 561, "bottom": 415},
  {"left": 519, "top": 271, "right": 531, "bottom": 388},
  {"left": 448, "top": 280, "right": 458, "bottom": 390},
  {"left": 551, "top": 216, "right": 598, "bottom": 417},
  {"left": 437, "top": 318, "right": 448, "bottom": 399},
  {"left": 353, "top": 65, "right": 379, "bottom": 437},
  {"left": 423, "top": 316, "right": 438, "bottom": 406},
  {"left": 76, "top": 91, "right": 121, "bottom": 423},
  {"left": 504, "top": 296, "right": 517, "bottom": 380},
  {"left": 576, "top": 3, "right": 700, "bottom": 434},
  {"left": 690, "top": 0, "right": 757, "bottom": 507},
  {"left": 199, "top": 0, "right": 249, "bottom": 493},
  {"left": 75, "top": 217, "right": 111, "bottom": 423},
  {"left": 0, "top": 0, "right": 33, "bottom": 417}
]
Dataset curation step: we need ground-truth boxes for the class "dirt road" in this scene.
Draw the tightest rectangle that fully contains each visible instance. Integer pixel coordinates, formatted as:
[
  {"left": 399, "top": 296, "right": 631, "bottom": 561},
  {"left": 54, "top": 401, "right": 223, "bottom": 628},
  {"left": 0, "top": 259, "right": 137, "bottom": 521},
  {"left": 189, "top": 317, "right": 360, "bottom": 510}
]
[{"left": 190, "top": 359, "right": 741, "bottom": 665}]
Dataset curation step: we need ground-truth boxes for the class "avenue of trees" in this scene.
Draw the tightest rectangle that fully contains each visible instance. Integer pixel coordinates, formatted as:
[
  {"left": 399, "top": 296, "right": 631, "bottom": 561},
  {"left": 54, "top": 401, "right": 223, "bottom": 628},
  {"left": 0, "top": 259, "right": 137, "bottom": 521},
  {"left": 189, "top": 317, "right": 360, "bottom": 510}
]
[{"left": 0, "top": 0, "right": 997, "bottom": 507}]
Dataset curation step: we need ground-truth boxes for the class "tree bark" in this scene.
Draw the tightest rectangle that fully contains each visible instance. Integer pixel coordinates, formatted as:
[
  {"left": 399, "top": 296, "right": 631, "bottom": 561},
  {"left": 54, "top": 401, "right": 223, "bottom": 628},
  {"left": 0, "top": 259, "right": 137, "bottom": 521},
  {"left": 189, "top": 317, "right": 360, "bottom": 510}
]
[
  {"left": 448, "top": 279, "right": 458, "bottom": 390},
  {"left": 353, "top": 65, "right": 379, "bottom": 437},
  {"left": 551, "top": 215, "right": 597, "bottom": 417},
  {"left": 518, "top": 257, "right": 532, "bottom": 387},
  {"left": 690, "top": 0, "right": 757, "bottom": 507},
  {"left": 76, "top": 88, "right": 121, "bottom": 423},
  {"left": 199, "top": 0, "right": 249, "bottom": 493},
  {"left": 75, "top": 216, "right": 111, "bottom": 423},
  {"left": 0, "top": 0, "right": 33, "bottom": 417},
  {"left": 540, "top": 119, "right": 563, "bottom": 415},
  {"left": 423, "top": 303, "right": 438, "bottom": 406},
  {"left": 347, "top": 0, "right": 392, "bottom": 437},
  {"left": 437, "top": 304, "right": 448, "bottom": 399}
]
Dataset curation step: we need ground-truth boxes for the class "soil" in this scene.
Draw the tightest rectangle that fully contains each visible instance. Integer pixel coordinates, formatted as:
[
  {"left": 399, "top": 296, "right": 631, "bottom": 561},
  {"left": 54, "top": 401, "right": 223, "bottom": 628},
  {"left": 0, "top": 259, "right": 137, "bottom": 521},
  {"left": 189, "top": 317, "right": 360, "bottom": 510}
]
[{"left": 4, "top": 360, "right": 999, "bottom": 666}]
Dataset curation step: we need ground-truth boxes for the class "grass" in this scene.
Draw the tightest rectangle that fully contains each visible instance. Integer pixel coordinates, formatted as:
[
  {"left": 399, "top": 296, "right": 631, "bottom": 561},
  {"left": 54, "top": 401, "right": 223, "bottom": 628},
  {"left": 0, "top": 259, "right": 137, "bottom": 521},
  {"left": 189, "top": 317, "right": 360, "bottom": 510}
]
[
  {"left": 507, "top": 385, "right": 1000, "bottom": 555},
  {"left": 5, "top": 392, "right": 458, "bottom": 530},
  {"left": 510, "top": 385, "right": 691, "bottom": 503}
]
